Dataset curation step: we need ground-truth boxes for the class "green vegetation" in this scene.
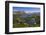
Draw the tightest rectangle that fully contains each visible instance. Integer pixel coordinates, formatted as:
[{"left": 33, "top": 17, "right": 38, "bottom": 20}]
[{"left": 13, "top": 11, "right": 40, "bottom": 28}]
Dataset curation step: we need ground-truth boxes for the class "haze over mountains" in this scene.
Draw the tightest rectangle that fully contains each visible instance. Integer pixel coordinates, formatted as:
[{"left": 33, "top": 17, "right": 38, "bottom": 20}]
[{"left": 13, "top": 10, "right": 40, "bottom": 18}]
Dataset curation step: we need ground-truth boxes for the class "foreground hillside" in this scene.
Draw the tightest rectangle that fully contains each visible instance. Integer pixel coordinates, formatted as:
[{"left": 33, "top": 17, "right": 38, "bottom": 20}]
[{"left": 13, "top": 11, "right": 40, "bottom": 28}]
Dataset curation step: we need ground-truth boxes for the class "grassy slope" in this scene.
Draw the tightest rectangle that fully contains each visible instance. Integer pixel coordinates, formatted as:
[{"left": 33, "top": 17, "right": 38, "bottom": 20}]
[{"left": 13, "top": 14, "right": 40, "bottom": 28}]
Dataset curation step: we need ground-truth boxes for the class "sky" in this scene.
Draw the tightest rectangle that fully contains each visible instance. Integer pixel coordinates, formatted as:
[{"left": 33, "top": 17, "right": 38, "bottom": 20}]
[{"left": 13, "top": 7, "right": 40, "bottom": 13}]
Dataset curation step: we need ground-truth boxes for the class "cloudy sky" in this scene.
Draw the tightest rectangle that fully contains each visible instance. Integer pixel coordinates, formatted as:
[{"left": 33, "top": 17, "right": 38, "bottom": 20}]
[{"left": 13, "top": 7, "right": 40, "bottom": 13}]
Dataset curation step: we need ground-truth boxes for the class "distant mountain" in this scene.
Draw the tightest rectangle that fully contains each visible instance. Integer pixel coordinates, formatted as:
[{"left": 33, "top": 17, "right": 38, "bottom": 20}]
[
  {"left": 13, "top": 11, "right": 40, "bottom": 18},
  {"left": 13, "top": 10, "right": 25, "bottom": 13},
  {"left": 32, "top": 12, "right": 40, "bottom": 16},
  {"left": 20, "top": 14, "right": 32, "bottom": 18}
]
